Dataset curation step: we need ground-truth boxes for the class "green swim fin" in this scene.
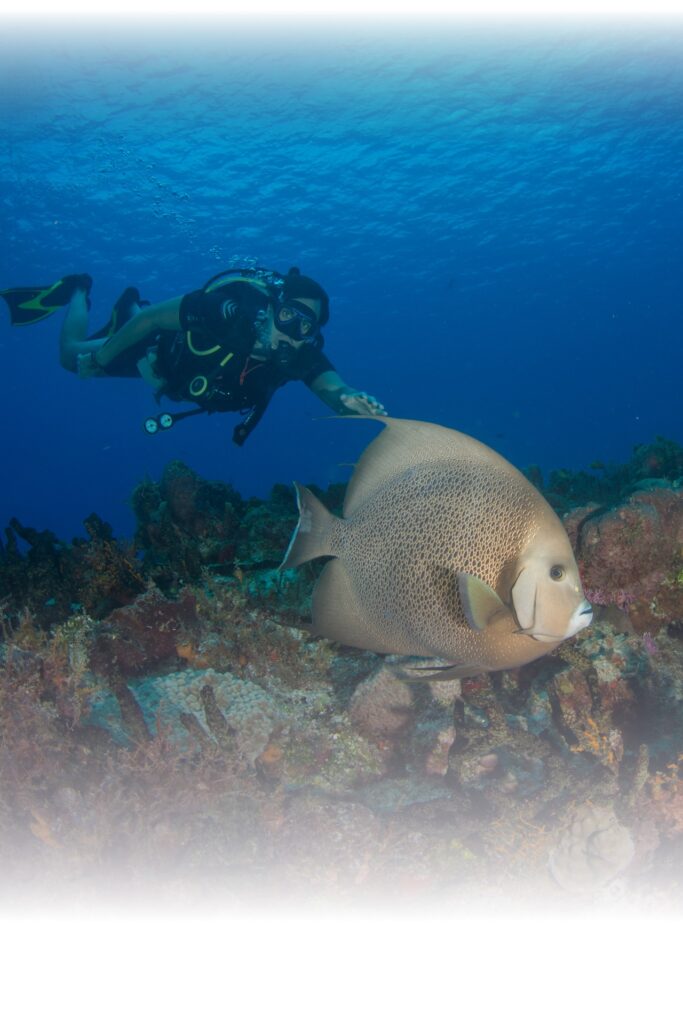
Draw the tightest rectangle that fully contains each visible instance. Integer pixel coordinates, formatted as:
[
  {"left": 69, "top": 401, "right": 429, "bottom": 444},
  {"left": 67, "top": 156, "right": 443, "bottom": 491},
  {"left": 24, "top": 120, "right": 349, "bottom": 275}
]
[
  {"left": 88, "top": 286, "right": 148, "bottom": 341},
  {"left": 0, "top": 274, "right": 92, "bottom": 326}
]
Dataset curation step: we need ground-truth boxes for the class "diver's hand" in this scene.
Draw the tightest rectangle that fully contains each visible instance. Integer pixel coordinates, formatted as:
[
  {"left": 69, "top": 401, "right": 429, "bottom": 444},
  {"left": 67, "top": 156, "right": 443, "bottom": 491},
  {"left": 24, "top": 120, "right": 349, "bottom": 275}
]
[
  {"left": 339, "top": 391, "right": 387, "bottom": 416},
  {"left": 77, "top": 352, "right": 107, "bottom": 379}
]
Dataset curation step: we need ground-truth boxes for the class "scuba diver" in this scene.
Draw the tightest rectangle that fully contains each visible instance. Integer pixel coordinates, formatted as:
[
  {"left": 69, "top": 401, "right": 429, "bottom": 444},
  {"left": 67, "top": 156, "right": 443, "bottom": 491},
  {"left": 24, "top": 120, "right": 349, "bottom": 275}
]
[{"left": 0, "top": 267, "right": 386, "bottom": 445}]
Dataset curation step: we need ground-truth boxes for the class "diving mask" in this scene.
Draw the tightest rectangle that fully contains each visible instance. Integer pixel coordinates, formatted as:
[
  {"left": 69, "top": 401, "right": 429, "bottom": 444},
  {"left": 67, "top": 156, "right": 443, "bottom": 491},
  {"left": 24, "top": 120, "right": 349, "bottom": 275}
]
[{"left": 274, "top": 299, "right": 319, "bottom": 342}]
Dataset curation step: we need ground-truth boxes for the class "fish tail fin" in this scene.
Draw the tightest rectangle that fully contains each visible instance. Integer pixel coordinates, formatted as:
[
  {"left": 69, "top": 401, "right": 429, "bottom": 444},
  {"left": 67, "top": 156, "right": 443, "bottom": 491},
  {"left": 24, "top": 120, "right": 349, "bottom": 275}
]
[
  {"left": 0, "top": 274, "right": 92, "bottom": 326},
  {"left": 280, "top": 482, "right": 338, "bottom": 570}
]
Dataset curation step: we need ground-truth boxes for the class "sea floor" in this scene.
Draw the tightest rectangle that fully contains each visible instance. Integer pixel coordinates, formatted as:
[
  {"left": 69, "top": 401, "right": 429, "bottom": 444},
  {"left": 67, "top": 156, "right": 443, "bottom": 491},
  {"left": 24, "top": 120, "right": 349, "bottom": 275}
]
[
  {"left": 1, "top": 588, "right": 681, "bottom": 917},
  {"left": 1, "top": 462, "right": 681, "bottom": 915}
]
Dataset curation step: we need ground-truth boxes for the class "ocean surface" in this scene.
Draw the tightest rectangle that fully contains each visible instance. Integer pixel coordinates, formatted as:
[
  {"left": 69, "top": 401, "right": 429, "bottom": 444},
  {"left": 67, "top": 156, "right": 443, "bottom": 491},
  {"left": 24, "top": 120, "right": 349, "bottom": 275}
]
[{"left": 1, "top": 19, "right": 682, "bottom": 541}]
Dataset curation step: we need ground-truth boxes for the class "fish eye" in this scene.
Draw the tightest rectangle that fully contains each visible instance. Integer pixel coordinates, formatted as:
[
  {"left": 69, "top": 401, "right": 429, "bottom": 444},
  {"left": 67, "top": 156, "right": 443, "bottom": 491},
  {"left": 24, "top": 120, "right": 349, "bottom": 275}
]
[{"left": 549, "top": 565, "right": 565, "bottom": 581}]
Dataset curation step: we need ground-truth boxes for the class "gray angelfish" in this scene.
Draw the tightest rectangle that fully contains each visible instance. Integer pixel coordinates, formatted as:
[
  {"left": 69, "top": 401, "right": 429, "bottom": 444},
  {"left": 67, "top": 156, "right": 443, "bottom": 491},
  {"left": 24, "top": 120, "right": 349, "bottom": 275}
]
[{"left": 280, "top": 417, "right": 592, "bottom": 679}]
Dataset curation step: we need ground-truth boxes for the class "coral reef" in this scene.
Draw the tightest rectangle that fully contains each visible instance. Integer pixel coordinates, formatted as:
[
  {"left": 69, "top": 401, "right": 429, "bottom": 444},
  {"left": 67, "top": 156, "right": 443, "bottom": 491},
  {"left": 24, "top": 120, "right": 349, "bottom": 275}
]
[
  {"left": 568, "top": 488, "right": 683, "bottom": 633},
  {"left": 548, "top": 804, "right": 636, "bottom": 893},
  {"left": 132, "top": 461, "right": 244, "bottom": 589},
  {"left": 0, "top": 514, "right": 145, "bottom": 628},
  {"left": 0, "top": 448, "right": 682, "bottom": 908},
  {"left": 538, "top": 435, "right": 683, "bottom": 513},
  {"left": 88, "top": 588, "right": 198, "bottom": 680}
]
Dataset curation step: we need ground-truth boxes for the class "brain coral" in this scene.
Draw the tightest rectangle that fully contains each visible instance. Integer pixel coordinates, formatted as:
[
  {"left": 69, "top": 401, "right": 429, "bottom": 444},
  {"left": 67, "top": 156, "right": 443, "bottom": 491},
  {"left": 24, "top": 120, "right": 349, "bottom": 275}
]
[{"left": 134, "top": 668, "right": 284, "bottom": 765}]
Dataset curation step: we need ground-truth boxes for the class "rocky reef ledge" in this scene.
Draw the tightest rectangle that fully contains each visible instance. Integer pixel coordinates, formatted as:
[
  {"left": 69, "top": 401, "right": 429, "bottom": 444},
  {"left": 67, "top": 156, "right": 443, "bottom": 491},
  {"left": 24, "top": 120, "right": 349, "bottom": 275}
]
[{"left": 0, "top": 441, "right": 681, "bottom": 909}]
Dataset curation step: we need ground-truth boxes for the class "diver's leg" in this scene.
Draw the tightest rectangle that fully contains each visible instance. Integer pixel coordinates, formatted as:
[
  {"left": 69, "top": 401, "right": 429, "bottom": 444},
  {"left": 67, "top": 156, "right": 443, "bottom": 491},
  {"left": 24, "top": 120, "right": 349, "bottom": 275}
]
[
  {"left": 94, "top": 297, "right": 182, "bottom": 371},
  {"left": 59, "top": 288, "right": 102, "bottom": 372}
]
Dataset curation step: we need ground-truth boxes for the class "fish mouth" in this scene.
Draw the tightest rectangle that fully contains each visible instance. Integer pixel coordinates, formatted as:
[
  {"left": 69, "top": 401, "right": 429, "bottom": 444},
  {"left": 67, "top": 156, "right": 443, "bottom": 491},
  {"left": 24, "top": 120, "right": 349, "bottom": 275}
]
[
  {"left": 564, "top": 600, "right": 594, "bottom": 639},
  {"left": 519, "top": 600, "right": 594, "bottom": 643}
]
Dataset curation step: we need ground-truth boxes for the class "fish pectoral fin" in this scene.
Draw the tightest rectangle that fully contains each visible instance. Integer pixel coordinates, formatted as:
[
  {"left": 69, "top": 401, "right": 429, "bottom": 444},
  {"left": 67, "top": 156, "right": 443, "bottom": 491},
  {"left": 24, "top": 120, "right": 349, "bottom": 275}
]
[
  {"left": 510, "top": 566, "right": 537, "bottom": 631},
  {"left": 457, "top": 573, "right": 507, "bottom": 631}
]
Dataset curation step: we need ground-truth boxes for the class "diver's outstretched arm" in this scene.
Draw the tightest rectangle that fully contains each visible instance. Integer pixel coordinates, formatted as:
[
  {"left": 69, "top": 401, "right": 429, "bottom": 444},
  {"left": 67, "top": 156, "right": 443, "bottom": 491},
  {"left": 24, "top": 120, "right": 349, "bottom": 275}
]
[{"left": 308, "top": 369, "right": 387, "bottom": 416}]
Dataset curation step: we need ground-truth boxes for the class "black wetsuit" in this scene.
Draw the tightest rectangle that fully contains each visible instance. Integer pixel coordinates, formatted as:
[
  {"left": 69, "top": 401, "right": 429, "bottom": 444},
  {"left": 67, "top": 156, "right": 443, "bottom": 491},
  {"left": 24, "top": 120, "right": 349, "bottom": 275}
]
[{"left": 105, "top": 277, "right": 334, "bottom": 443}]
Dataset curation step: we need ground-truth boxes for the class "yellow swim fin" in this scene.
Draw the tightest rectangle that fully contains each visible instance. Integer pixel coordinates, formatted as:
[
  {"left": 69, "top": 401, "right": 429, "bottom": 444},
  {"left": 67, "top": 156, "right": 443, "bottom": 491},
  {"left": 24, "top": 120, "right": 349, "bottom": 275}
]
[
  {"left": 0, "top": 273, "right": 92, "bottom": 326},
  {"left": 88, "top": 286, "right": 147, "bottom": 340}
]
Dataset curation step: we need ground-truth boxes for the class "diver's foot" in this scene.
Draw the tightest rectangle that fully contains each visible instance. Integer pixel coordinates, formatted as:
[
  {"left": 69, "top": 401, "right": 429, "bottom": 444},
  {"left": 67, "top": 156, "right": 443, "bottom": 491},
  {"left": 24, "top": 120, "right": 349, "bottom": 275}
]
[
  {"left": 69, "top": 273, "right": 93, "bottom": 293},
  {"left": 117, "top": 286, "right": 141, "bottom": 311},
  {"left": 87, "top": 285, "right": 149, "bottom": 342},
  {"left": 116, "top": 286, "right": 150, "bottom": 317},
  {"left": 62, "top": 273, "right": 93, "bottom": 309}
]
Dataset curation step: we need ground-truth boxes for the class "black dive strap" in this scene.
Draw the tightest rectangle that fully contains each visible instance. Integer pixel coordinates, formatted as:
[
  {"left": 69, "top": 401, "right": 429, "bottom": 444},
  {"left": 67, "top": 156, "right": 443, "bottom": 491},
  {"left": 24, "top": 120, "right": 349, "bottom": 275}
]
[
  {"left": 143, "top": 390, "right": 274, "bottom": 446},
  {"left": 143, "top": 408, "right": 206, "bottom": 435},
  {"left": 231, "top": 391, "right": 273, "bottom": 446}
]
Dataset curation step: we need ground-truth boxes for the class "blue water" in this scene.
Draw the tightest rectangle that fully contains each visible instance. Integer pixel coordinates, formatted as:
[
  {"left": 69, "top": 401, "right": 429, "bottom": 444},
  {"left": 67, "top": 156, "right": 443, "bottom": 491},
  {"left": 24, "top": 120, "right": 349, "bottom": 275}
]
[{"left": 1, "top": 20, "right": 682, "bottom": 541}]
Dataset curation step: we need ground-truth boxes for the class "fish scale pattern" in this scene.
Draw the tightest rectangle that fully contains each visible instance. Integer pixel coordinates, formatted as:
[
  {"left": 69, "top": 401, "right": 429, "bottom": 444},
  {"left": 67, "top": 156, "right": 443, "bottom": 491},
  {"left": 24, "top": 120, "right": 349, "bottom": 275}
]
[
  {"left": 341, "top": 460, "right": 539, "bottom": 663},
  {"left": 306, "top": 418, "right": 589, "bottom": 673}
]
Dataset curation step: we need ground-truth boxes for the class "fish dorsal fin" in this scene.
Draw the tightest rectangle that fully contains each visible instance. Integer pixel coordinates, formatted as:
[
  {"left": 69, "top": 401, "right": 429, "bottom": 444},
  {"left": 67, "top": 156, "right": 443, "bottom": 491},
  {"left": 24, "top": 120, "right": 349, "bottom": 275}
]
[
  {"left": 343, "top": 416, "right": 494, "bottom": 517},
  {"left": 457, "top": 573, "right": 508, "bottom": 631},
  {"left": 510, "top": 566, "right": 537, "bottom": 630}
]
